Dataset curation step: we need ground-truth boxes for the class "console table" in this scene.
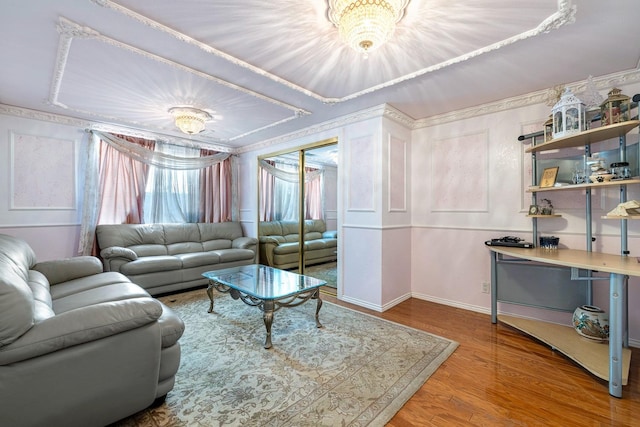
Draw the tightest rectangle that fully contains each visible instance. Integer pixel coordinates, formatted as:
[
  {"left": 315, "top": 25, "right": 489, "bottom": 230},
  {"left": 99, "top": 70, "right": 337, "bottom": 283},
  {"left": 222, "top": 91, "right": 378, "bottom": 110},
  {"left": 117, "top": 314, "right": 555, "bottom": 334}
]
[{"left": 488, "top": 246, "right": 637, "bottom": 398}]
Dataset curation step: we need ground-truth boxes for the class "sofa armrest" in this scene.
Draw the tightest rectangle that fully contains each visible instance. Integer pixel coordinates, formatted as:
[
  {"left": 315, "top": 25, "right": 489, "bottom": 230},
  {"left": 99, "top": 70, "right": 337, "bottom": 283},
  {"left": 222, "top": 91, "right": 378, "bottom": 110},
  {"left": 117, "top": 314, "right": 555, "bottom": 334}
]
[
  {"left": 0, "top": 297, "right": 163, "bottom": 365},
  {"left": 100, "top": 246, "right": 138, "bottom": 261},
  {"left": 100, "top": 247, "right": 138, "bottom": 272},
  {"left": 232, "top": 236, "right": 258, "bottom": 249},
  {"left": 323, "top": 230, "right": 338, "bottom": 239},
  {"left": 33, "top": 256, "right": 104, "bottom": 285},
  {"left": 259, "top": 236, "right": 284, "bottom": 245}
]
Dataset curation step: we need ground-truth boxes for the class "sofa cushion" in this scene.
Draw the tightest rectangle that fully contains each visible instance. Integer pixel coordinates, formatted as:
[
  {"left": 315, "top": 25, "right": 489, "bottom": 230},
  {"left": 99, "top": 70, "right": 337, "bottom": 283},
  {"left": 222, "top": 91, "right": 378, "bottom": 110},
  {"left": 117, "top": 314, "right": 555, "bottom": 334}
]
[
  {"left": 33, "top": 256, "right": 104, "bottom": 285},
  {"left": 27, "top": 271, "right": 55, "bottom": 323},
  {"left": 129, "top": 244, "right": 168, "bottom": 257},
  {"left": 0, "top": 298, "right": 163, "bottom": 365},
  {"left": 120, "top": 256, "right": 182, "bottom": 275},
  {"left": 0, "top": 266, "right": 35, "bottom": 347},
  {"left": 164, "top": 223, "right": 200, "bottom": 244},
  {"left": 50, "top": 271, "right": 133, "bottom": 299},
  {"left": 280, "top": 221, "right": 299, "bottom": 234},
  {"left": 272, "top": 242, "right": 300, "bottom": 255},
  {"left": 202, "top": 239, "right": 233, "bottom": 251},
  {"left": 257, "top": 221, "right": 283, "bottom": 237},
  {"left": 53, "top": 282, "right": 151, "bottom": 314},
  {"left": 0, "top": 234, "right": 36, "bottom": 281},
  {"left": 199, "top": 222, "right": 244, "bottom": 241},
  {"left": 305, "top": 239, "right": 328, "bottom": 251},
  {"left": 283, "top": 234, "right": 299, "bottom": 243},
  {"left": 305, "top": 232, "right": 323, "bottom": 241},
  {"left": 175, "top": 252, "right": 220, "bottom": 268},
  {"left": 305, "top": 219, "right": 327, "bottom": 233},
  {"left": 96, "top": 223, "right": 165, "bottom": 248},
  {"left": 167, "top": 242, "right": 204, "bottom": 255},
  {"left": 212, "top": 248, "right": 256, "bottom": 263}
]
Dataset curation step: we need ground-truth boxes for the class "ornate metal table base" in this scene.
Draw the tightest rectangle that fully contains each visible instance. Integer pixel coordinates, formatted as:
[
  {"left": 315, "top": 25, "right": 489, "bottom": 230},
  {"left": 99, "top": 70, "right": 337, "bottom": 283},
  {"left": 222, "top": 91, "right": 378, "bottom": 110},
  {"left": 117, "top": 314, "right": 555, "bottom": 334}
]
[{"left": 207, "top": 281, "right": 323, "bottom": 349}]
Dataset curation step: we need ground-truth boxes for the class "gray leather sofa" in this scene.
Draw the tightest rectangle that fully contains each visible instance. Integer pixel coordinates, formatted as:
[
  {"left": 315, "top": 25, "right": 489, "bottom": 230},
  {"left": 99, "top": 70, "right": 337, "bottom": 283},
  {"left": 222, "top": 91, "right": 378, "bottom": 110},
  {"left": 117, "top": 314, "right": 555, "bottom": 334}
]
[
  {"left": 0, "top": 233, "right": 185, "bottom": 427},
  {"left": 96, "top": 222, "right": 258, "bottom": 295},
  {"left": 258, "top": 219, "right": 337, "bottom": 269}
]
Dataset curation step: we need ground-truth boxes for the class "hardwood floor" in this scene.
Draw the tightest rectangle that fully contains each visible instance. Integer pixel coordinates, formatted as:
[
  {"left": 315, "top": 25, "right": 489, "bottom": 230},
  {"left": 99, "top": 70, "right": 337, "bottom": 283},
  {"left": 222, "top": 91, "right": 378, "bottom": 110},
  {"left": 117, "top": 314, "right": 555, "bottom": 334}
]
[{"left": 322, "top": 294, "right": 640, "bottom": 426}]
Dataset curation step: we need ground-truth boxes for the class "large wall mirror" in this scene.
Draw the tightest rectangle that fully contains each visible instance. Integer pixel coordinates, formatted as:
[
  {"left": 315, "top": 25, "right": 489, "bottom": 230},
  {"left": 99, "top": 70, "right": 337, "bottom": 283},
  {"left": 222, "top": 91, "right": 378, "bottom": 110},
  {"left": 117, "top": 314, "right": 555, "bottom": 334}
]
[{"left": 257, "top": 138, "right": 338, "bottom": 291}]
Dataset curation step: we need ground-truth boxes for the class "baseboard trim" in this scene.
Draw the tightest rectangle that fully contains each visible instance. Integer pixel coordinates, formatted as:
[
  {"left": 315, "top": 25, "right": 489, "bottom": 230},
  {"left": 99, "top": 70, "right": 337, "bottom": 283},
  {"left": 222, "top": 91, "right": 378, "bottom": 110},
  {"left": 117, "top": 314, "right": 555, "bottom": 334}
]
[{"left": 411, "top": 292, "right": 640, "bottom": 348}]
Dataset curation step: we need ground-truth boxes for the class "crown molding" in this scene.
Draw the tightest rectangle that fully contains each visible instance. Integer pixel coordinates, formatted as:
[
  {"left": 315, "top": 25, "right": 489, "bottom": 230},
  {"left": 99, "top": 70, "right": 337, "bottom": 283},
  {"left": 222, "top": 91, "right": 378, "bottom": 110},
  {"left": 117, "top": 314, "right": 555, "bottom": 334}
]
[
  {"left": 0, "top": 103, "right": 235, "bottom": 153},
  {"left": 237, "top": 104, "right": 413, "bottom": 154},
  {"left": 0, "top": 104, "right": 92, "bottom": 128},
  {"left": 4, "top": 68, "right": 638, "bottom": 154},
  {"left": 413, "top": 67, "right": 640, "bottom": 129}
]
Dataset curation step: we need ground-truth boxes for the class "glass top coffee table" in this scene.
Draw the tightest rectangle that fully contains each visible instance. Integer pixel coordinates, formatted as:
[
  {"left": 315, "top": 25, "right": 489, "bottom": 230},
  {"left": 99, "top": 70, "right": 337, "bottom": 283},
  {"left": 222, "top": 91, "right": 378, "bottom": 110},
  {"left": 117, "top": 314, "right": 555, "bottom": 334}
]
[{"left": 202, "top": 264, "right": 326, "bottom": 349}]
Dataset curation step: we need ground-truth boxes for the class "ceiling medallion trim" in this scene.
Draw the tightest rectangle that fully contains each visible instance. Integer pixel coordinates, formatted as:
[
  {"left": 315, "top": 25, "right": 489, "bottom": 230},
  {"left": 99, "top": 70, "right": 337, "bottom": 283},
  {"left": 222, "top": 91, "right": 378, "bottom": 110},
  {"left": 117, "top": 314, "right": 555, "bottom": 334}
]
[
  {"left": 93, "top": 0, "right": 324, "bottom": 102},
  {"left": 49, "top": 17, "right": 309, "bottom": 143},
  {"left": 98, "top": 0, "right": 576, "bottom": 105}
]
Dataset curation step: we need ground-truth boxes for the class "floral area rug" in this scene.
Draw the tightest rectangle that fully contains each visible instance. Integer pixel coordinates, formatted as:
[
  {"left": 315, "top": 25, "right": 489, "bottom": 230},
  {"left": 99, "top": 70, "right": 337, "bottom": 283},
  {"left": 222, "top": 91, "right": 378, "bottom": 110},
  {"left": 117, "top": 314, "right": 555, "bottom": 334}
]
[{"left": 114, "top": 288, "right": 458, "bottom": 427}]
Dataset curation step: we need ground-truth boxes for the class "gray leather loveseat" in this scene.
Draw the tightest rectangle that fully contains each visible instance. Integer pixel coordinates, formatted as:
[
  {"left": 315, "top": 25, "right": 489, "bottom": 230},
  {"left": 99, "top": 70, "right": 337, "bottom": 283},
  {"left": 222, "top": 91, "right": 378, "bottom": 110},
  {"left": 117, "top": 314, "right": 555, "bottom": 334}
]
[
  {"left": 258, "top": 219, "right": 337, "bottom": 269},
  {"left": 0, "top": 233, "right": 185, "bottom": 427},
  {"left": 96, "top": 222, "right": 258, "bottom": 295}
]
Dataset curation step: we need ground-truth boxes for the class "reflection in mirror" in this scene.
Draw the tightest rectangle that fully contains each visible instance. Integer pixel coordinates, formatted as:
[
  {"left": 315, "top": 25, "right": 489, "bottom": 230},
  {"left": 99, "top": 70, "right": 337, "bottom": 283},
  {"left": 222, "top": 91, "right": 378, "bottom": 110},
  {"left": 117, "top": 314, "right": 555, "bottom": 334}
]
[{"left": 257, "top": 140, "right": 338, "bottom": 294}]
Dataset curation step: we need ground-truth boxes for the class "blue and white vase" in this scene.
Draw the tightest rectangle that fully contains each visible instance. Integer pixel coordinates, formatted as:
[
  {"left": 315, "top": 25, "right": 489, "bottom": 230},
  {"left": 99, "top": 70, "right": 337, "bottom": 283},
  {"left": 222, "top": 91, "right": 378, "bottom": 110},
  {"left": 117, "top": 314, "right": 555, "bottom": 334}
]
[{"left": 572, "top": 305, "right": 609, "bottom": 342}]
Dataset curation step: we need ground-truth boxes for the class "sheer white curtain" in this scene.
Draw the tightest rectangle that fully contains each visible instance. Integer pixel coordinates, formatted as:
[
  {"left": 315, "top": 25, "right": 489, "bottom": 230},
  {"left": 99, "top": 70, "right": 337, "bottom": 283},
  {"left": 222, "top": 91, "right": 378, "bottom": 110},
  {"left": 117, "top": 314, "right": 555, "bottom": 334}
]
[
  {"left": 274, "top": 163, "right": 299, "bottom": 220},
  {"left": 78, "top": 131, "right": 233, "bottom": 255},
  {"left": 143, "top": 143, "right": 201, "bottom": 223},
  {"left": 259, "top": 159, "right": 324, "bottom": 221}
]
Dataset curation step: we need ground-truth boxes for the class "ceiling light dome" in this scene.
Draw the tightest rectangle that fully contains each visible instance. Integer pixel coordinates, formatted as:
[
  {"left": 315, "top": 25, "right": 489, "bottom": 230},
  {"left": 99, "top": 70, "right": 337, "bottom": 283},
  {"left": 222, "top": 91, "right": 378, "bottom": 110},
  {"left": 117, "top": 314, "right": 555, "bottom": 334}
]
[
  {"left": 327, "top": 0, "right": 410, "bottom": 56},
  {"left": 168, "top": 106, "right": 212, "bottom": 135}
]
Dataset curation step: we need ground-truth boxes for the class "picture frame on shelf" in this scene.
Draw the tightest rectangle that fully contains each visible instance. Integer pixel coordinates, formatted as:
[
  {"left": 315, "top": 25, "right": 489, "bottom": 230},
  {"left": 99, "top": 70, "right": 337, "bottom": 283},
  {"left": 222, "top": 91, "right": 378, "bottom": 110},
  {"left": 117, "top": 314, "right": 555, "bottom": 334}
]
[{"left": 540, "top": 166, "right": 559, "bottom": 188}]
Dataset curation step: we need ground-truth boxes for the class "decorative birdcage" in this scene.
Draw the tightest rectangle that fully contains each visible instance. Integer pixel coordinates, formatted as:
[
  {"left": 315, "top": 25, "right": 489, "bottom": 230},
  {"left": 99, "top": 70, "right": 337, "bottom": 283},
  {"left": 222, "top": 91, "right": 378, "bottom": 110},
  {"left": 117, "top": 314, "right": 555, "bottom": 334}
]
[{"left": 552, "top": 88, "right": 586, "bottom": 138}]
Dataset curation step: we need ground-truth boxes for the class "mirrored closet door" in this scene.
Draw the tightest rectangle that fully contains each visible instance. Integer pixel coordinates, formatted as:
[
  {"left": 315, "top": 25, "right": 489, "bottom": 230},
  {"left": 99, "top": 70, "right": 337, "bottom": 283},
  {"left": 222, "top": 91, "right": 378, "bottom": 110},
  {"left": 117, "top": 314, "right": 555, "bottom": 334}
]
[{"left": 258, "top": 138, "right": 338, "bottom": 287}]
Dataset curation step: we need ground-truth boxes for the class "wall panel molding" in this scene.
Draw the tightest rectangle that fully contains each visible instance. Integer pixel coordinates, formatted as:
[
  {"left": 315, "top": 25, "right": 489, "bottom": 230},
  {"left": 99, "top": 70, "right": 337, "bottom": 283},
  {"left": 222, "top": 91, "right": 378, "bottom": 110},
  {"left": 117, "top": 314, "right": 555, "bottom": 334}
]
[{"left": 10, "top": 132, "right": 76, "bottom": 210}]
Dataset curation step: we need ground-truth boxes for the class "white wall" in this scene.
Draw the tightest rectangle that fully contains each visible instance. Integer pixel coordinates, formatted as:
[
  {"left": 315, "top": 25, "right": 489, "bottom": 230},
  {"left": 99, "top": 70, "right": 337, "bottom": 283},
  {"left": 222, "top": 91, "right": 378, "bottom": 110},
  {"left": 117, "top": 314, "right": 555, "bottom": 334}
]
[
  {"left": 0, "top": 112, "right": 87, "bottom": 260},
  {"left": 3, "top": 70, "right": 640, "bottom": 343},
  {"left": 411, "top": 76, "right": 640, "bottom": 343}
]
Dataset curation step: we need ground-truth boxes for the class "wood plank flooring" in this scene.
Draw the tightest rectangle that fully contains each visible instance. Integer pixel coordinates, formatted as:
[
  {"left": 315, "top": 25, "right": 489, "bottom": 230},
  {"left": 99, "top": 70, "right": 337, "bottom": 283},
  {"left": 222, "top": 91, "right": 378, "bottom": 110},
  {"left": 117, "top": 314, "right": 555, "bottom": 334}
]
[{"left": 321, "top": 294, "right": 640, "bottom": 426}]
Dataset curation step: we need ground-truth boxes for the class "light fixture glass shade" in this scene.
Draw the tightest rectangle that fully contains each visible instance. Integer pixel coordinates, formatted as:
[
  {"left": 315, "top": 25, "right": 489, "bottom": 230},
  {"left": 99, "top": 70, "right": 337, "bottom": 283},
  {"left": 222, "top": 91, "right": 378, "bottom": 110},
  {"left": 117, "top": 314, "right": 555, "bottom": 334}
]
[
  {"left": 327, "top": 0, "right": 409, "bottom": 55},
  {"left": 168, "top": 107, "right": 212, "bottom": 135}
]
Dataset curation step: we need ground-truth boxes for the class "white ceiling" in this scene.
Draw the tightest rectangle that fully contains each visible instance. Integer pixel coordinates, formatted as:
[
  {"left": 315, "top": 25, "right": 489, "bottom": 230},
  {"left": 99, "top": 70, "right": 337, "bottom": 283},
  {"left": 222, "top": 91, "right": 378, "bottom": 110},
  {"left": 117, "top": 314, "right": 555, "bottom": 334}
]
[{"left": 1, "top": 0, "right": 639, "bottom": 151}]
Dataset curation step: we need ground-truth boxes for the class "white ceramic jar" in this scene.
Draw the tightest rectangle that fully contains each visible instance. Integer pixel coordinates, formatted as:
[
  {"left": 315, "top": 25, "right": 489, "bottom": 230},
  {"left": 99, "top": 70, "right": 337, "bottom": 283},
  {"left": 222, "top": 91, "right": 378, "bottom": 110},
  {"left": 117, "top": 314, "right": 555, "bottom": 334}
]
[{"left": 572, "top": 305, "right": 609, "bottom": 341}]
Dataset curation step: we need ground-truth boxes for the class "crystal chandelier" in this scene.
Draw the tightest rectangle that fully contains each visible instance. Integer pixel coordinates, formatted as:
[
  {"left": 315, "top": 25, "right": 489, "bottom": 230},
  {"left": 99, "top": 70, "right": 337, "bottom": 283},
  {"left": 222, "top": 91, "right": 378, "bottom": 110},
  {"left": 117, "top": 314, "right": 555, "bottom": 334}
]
[
  {"left": 327, "top": 0, "right": 410, "bottom": 56},
  {"left": 168, "top": 107, "right": 211, "bottom": 135}
]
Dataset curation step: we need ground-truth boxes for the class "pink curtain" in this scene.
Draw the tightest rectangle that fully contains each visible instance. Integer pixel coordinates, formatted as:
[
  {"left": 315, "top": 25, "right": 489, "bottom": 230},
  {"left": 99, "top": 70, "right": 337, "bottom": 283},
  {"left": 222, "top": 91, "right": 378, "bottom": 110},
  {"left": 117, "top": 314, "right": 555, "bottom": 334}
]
[
  {"left": 200, "top": 148, "right": 232, "bottom": 222},
  {"left": 305, "top": 167, "right": 323, "bottom": 220},
  {"left": 96, "top": 134, "right": 154, "bottom": 225}
]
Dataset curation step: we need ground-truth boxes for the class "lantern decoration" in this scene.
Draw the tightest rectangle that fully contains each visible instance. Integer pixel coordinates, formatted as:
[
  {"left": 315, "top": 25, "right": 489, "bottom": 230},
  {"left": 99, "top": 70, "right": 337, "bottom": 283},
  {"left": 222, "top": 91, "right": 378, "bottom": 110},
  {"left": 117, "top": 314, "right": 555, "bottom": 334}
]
[
  {"left": 543, "top": 115, "right": 554, "bottom": 142},
  {"left": 552, "top": 88, "right": 586, "bottom": 138},
  {"left": 600, "top": 88, "right": 631, "bottom": 126}
]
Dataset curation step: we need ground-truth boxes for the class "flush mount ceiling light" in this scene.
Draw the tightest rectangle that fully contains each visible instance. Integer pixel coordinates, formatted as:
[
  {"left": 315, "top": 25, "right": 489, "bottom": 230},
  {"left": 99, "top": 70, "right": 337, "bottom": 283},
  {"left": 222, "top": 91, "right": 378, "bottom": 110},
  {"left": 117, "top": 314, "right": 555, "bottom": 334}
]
[
  {"left": 168, "top": 106, "right": 212, "bottom": 135},
  {"left": 327, "top": 0, "right": 410, "bottom": 56}
]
